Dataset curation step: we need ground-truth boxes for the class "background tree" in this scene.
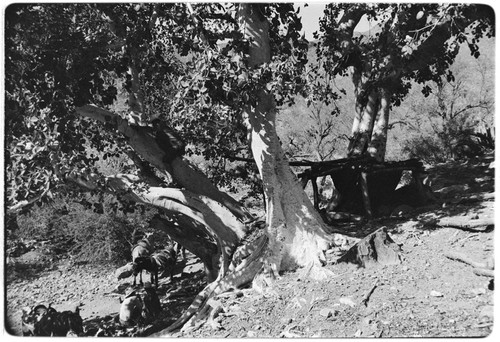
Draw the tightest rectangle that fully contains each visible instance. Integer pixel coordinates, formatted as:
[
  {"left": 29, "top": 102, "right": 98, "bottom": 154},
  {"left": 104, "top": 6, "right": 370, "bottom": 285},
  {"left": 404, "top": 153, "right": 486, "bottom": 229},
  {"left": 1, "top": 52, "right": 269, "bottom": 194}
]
[{"left": 315, "top": 3, "right": 495, "bottom": 162}]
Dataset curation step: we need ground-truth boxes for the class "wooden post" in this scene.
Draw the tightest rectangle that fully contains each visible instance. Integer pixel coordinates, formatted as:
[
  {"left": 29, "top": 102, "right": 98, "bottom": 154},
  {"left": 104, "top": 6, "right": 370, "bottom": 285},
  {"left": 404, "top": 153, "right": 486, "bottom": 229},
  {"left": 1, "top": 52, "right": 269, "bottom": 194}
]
[
  {"left": 301, "top": 177, "right": 309, "bottom": 189},
  {"left": 412, "top": 170, "right": 427, "bottom": 204},
  {"left": 311, "top": 177, "right": 319, "bottom": 211},
  {"left": 360, "top": 171, "right": 372, "bottom": 218}
]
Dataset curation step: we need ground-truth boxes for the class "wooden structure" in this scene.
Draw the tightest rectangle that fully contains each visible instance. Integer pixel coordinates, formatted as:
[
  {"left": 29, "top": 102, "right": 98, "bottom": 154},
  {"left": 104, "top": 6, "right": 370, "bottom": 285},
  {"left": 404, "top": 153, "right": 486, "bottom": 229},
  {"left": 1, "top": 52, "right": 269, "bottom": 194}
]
[{"left": 297, "top": 157, "right": 429, "bottom": 219}]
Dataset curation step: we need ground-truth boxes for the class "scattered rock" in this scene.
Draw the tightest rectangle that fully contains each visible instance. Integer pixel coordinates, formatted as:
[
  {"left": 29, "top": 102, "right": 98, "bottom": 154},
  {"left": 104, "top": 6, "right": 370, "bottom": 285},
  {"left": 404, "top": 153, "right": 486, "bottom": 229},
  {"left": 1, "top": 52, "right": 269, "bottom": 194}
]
[
  {"left": 280, "top": 317, "right": 293, "bottom": 325},
  {"left": 478, "top": 305, "right": 494, "bottom": 323},
  {"left": 319, "top": 308, "right": 336, "bottom": 318},
  {"left": 470, "top": 288, "right": 486, "bottom": 296},
  {"left": 339, "top": 297, "right": 356, "bottom": 307}
]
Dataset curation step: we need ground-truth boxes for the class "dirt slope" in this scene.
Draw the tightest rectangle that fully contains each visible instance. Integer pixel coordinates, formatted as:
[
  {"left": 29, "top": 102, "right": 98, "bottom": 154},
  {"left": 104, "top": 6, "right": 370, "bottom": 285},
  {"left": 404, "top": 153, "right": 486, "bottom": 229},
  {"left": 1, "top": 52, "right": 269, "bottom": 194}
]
[{"left": 4, "top": 154, "right": 495, "bottom": 337}]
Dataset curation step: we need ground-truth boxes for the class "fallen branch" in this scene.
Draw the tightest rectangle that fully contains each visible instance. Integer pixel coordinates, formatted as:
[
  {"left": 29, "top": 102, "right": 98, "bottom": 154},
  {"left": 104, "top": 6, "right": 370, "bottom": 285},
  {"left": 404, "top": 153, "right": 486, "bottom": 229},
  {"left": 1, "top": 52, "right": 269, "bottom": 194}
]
[
  {"left": 444, "top": 251, "right": 489, "bottom": 269},
  {"left": 473, "top": 268, "right": 494, "bottom": 277},
  {"left": 437, "top": 217, "right": 494, "bottom": 231},
  {"left": 360, "top": 279, "right": 379, "bottom": 307}
]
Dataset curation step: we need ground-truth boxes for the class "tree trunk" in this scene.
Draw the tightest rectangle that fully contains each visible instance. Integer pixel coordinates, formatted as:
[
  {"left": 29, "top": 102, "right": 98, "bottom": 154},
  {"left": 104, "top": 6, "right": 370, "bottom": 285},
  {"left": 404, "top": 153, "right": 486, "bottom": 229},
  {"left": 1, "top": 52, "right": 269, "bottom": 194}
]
[
  {"left": 347, "top": 70, "right": 379, "bottom": 157},
  {"left": 238, "top": 4, "right": 332, "bottom": 283},
  {"left": 367, "top": 87, "right": 391, "bottom": 162}
]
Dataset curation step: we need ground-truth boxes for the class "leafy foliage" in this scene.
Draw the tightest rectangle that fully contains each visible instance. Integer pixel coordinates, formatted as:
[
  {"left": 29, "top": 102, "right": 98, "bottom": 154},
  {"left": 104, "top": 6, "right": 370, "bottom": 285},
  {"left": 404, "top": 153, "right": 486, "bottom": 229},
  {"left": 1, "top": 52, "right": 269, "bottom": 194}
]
[
  {"left": 315, "top": 3, "right": 495, "bottom": 107},
  {"left": 5, "top": 3, "right": 316, "bottom": 209}
]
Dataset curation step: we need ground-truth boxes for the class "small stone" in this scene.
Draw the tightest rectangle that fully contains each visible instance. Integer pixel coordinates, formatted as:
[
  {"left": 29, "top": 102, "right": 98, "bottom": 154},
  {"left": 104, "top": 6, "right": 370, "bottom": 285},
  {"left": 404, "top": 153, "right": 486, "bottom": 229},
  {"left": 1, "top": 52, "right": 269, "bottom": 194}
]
[
  {"left": 430, "top": 290, "right": 443, "bottom": 297},
  {"left": 470, "top": 287, "right": 487, "bottom": 296},
  {"left": 339, "top": 297, "right": 356, "bottom": 307},
  {"left": 479, "top": 305, "right": 494, "bottom": 323},
  {"left": 280, "top": 317, "right": 293, "bottom": 325},
  {"left": 319, "top": 308, "right": 333, "bottom": 318}
]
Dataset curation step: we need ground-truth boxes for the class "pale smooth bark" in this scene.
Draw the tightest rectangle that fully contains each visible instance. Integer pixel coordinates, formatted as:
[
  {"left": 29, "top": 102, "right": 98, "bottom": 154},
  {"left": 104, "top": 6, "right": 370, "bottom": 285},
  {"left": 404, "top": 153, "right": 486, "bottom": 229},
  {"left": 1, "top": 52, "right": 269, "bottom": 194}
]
[
  {"left": 238, "top": 4, "right": 332, "bottom": 280},
  {"left": 348, "top": 82, "right": 379, "bottom": 157},
  {"left": 63, "top": 170, "right": 245, "bottom": 281},
  {"left": 367, "top": 88, "right": 391, "bottom": 161},
  {"left": 75, "top": 105, "right": 253, "bottom": 222}
]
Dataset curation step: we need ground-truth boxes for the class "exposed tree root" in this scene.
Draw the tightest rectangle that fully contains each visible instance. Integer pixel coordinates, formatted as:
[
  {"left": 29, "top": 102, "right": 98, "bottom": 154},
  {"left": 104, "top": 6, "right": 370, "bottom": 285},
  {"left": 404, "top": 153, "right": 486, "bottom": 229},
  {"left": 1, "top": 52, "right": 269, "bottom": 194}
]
[
  {"left": 299, "top": 261, "right": 336, "bottom": 281},
  {"left": 155, "top": 236, "right": 269, "bottom": 335}
]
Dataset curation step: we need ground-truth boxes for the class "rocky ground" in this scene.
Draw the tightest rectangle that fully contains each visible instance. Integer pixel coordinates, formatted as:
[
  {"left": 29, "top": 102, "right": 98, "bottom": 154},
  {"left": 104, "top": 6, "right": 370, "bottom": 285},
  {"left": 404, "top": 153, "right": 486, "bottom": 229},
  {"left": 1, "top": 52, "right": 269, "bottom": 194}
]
[{"left": 4, "top": 153, "right": 495, "bottom": 337}]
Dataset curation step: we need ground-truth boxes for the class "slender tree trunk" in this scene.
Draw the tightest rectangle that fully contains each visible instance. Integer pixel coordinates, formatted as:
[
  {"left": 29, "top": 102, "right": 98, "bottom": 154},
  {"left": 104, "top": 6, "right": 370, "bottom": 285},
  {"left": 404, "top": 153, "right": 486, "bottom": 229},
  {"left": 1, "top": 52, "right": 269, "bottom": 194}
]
[
  {"left": 367, "top": 88, "right": 391, "bottom": 162},
  {"left": 348, "top": 69, "right": 379, "bottom": 157},
  {"left": 238, "top": 4, "right": 331, "bottom": 282}
]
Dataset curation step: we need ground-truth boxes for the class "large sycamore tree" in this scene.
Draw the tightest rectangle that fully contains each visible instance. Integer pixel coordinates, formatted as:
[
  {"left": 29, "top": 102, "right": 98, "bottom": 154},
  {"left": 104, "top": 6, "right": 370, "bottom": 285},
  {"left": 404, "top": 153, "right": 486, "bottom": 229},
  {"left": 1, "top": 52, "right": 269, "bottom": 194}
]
[
  {"left": 5, "top": 3, "right": 333, "bottom": 332},
  {"left": 315, "top": 3, "right": 494, "bottom": 161}
]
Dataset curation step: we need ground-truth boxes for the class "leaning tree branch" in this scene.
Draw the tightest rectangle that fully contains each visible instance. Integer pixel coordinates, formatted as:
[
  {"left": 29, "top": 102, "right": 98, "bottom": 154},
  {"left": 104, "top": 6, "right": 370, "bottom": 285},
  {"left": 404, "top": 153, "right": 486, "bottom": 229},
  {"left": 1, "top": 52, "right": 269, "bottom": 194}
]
[
  {"left": 75, "top": 104, "right": 254, "bottom": 222},
  {"left": 60, "top": 164, "right": 247, "bottom": 254},
  {"left": 125, "top": 149, "right": 170, "bottom": 187},
  {"left": 63, "top": 169, "right": 248, "bottom": 281}
]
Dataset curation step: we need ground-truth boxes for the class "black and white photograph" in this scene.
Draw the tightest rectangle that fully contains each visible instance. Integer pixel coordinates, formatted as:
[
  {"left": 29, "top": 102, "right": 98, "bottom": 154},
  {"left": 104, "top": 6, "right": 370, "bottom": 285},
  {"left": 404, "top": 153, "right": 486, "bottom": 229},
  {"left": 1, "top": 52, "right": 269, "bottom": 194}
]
[{"left": 3, "top": 1, "right": 495, "bottom": 337}]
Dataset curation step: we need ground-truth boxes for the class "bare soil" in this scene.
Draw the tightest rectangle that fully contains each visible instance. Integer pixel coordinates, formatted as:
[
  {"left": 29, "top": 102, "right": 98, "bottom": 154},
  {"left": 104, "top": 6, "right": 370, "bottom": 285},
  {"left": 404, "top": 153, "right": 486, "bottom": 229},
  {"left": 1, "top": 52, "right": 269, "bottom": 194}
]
[{"left": 4, "top": 154, "right": 495, "bottom": 337}]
